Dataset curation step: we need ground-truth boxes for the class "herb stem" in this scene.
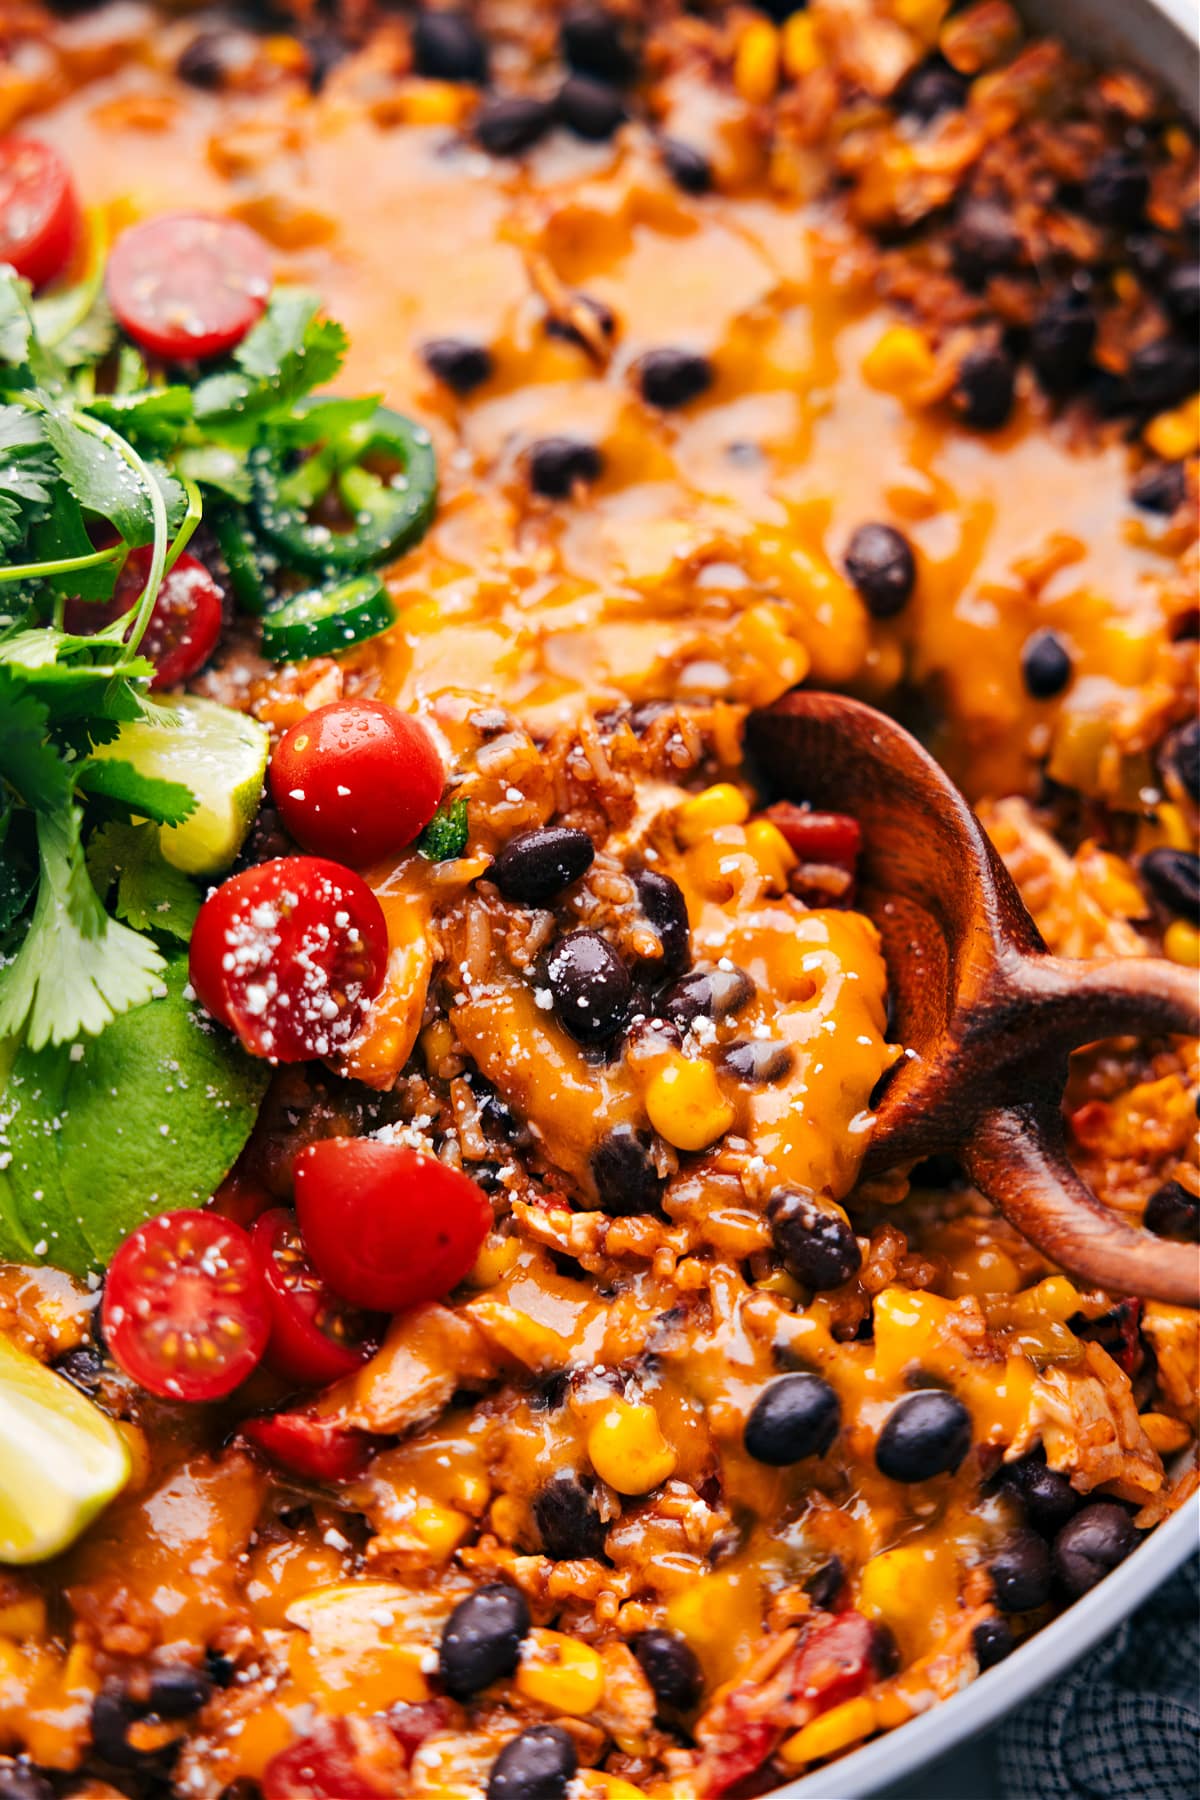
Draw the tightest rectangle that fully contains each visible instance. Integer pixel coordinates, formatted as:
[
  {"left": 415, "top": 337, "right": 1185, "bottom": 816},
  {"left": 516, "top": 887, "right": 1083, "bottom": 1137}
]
[
  {"left": 0, "top": 543, "right": 125, "bottom": 584},
  {"left": 66, "top": 410, "right": 167, "bottom": 664},
  {"left": 163, "top": 478, "right": 203, "bottom": 577}
]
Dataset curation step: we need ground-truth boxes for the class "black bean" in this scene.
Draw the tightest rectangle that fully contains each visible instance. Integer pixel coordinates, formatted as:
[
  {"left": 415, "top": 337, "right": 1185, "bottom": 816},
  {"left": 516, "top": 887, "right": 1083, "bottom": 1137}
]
[
  {"left": 493, "top": 826, "right": 595, "bottom": 905},
  {"left": 633, "top": 869, "right": 691, "bottom": 980},
  {"left": 744, "top": 1372, "right": 840, "bottom": 1466},
  {"left": 843, "top": 523, "right": 916, "bottom": 619},
  {"left": 422, "top": 337, "right": 493, "bottom": 394},
  {"left": 475, "top": 94, "right": 554, "bottom": 157},
  {"left": 1030, "top": 291, "right": 1096, "bottom": 395},
  {"left": 875, "top": 1390, "right": 972, "bottom": 1482},
  {"left": 990, "top": 1528, "right": 1053, "bottom": 1612},
  {"left": 147, "top": 1664, "right": 212, "bottom": 1717},
  {"left": 557, "top": 74, "right": 625, "bottom": 141},
  {"left": 635, "top": 348, "right": 714, "bottom": 410},
  {"left": 1053, "top": 1502, "right": 1138, "bottom": 1598},
  {"left": 952, "top": 199, "right": 1021, "bottom": 288},
  {"left": 53, "top": 1343, "right": 103, "bottom": 1393},
  {"left": 487, "top": 1724, "right": 578, "bottom": 1800},
  {"left": 1002, "top": 1455, "right": 1080, "bottom": 1536},
  {"left": 412, "top": 9, "right": 489, "bottom": 84},
  {"left": 663, "top": 965, "right": 755, "bottom": 1028},
  {"left": 767, "top": 1188, "right": 861, "bottom": 1290},
  {"left": 527, "top": 437, "right": 603, "bottom": 498},
  {"left": 90, "top": 1688, "right": 148, "bottom": 1769},
  {"left": 956, "top": 343, "right": 1016, "bottom": 430},
  {"left": 0, "top": 1765, "right": 54, "bottom": 1800},
  {"left": 721, "top": 1038, "right": 793, "bottom": 1084},
  {"left": 631, "top": 1628, "right": 703, "bottom": 1712},
  {"left": 545, "top": 293, "right": 616, "bottom": 348},
  {"left": 439, "top": 1583, "right": 531, "bottom": 1699},
  {"left": 1167, "top": 718, "right": 1200, "bottom": 804},
  {"left": 1082, "top": 149, "right": 1148, "bottom": 228},
  {"left": 660, "top": 136, "right": 713, "bottom": 195},
  {"left": 205, "top": 1648, "right": 236, "bottom": 1688},
  {"left": 898, "top": 56, "right": 968, "bottom": 122},
  {"left": 560, "top": 6, "right": 636, "bottom": 85},
  {"left": 803, "top": 1554, "right": 845, "bottom": 1611},
  {"left": 591, "top": 1125, "right": 664, "bottom": 1216},
  {"left": 1128, "top": 336, "right": 1200, "bottom": 414},
  {"left": 1164, "top": 262, "right": 1200, "bottom": 333},
  {"left": 1141, "top": 847, "right": 1200, "bottom": 921},
  {"left": 972, "top": 1618, "right": 1015, "bottom": 1670},
  {"left": 1144, "top": 1177, "right": 1200, "bottom": 1242},
  {"left": 533, "top": 1470, "right": 608, "bottom": 1560},
  {"left": 547, "top": 929, "right": 632, "bottom": 1044},
  {"left": 1131, "top": 460, "right": 1187, "bottom": 513},
  {"left": 870, "top": 1622, "right": 901, "bottom": 1678},
  {"left": 176, "top": 29, "right": 244, "bottom": 89},
  {"left": 1021, "top": 629, "right": 1072, "bottom": 700}
]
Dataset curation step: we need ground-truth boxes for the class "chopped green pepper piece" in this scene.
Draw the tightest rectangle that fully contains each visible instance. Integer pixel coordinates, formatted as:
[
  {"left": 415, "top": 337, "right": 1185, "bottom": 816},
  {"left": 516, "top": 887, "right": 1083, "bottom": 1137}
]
[
  {"left": 211, "top": 506, "right": 274, "bottom": 616},
  {"left": 419, "top": 797, "right": 469, "bottom": 861}
]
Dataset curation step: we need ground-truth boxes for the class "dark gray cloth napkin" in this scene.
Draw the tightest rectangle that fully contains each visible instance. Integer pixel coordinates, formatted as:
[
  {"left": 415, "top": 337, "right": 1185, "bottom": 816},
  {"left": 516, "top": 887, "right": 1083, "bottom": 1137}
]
[{"left": 996, "top": 1555, "right": 1200, "bottom": 1800}]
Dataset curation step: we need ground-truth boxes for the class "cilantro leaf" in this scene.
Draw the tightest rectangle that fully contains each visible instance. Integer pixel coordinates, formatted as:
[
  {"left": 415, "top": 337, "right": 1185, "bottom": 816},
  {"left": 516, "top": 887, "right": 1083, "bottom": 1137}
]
[
  {"left": 0, "top": 268, "right": 33, "bottom": 367},
  {"left": 86, "top": 820, "right": 199, "bottom": 940},
  {"left": 0, "top": 402, "right": 57, "bottom": 551},
  {"left": 26, "top": 483, "right": 121, "bottom": 601},
  {"left": 84, "top": 386, "right": 195, "bottom": 450},
  {"left": 192, "top": 290, "right": 348, "bottom": 432},
  {"left": 0, "top": 807, "right": 165, "bottom": 1050},
  {"left": 419, "top": 797, "right": 469, "bottom": 861},
  {"left": 0, "top": 669, "right": 73, "bottom": 813},
  {"left": 174, "top": 441, "right": 252, "bottom": 503},
  {"left": 41, "top": 404, "right": 156, "bottom": 546},
  {"left": 75, "top": 756, "right": 197, "bottom": 826}
]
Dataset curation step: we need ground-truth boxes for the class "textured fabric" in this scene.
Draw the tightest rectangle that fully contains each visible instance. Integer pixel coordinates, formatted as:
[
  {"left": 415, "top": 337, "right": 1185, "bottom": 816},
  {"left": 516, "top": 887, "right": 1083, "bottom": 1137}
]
[{"left": 996, "top": 1556, "right": 1200, "bottom": 1800}]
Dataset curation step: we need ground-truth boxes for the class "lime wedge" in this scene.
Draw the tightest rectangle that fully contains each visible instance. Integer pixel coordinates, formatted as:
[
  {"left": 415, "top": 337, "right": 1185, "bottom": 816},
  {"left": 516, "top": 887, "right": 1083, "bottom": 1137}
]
[
  {"left": 93, "top": 696, "right": 270, "bottom": 877},
  {"left": 0, "top": 1334, "right": 130, "bottom": 1563}
]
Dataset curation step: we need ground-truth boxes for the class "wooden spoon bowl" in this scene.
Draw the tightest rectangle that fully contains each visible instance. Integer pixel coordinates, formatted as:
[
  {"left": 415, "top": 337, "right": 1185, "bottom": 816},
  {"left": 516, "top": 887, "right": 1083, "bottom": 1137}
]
[{"left": 746, "top": 690, "right": 1200, "bottom": 1307}]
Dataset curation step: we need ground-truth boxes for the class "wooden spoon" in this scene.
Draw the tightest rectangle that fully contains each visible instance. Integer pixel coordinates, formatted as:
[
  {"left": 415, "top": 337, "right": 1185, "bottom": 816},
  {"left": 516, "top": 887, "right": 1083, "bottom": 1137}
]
[{"left": 746, "top": 690, "right": 1200, "bottom": 1307}]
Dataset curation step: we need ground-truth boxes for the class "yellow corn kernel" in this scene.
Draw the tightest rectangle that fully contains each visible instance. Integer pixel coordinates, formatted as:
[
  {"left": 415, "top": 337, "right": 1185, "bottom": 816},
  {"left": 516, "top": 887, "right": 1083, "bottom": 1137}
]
[
  {"left": 676, "top": 783, "right": 750, "bottom": 845},
  {"left": 468, "top": 1233, "right": 521, "bottom": 1289},
  {"left": 1139, "top": 1411, "right": 1191, "bottom": 1455},
  {"left": 1007, "top": 1276, "right": 1081, "bottom": 1326},
  {"left": 781, "top": 1695, "right": 878, "bottom": 1766},
  {"left": 405, "top": 79, "right": 474, "bottom": 127},
  {"left": 1135, "top": 803, "right": 1192, "bottom": 855},
  {"left": 517, "top": 1628, "right": 606, "bottom": 1715},
  {"left": 744, "top": 818, "right": 798, "bottom": 893},
  {"left": 782, "top": 13, "right": 822, "bottom": 76},
  {"left": 735, "top": 19, "right": 780, "bottom": 104},
  {"left": 1145, "top": 394, "right": 1200, "bottom": 462},
  {"left": 264, "top": 33, "right": 308, "bottom": 73},
  {"left": 645, "top": 1054, "right": 735, "bottom": 1152},
  {"left": 893, "top": 0, "right": 950, "bottom": 42},
  {"left": 872, "top": 1285, "right": 956, "bottom": 1383},
  {"left": 755, "top": 1269, "right": 805, "bottom": 1301},
  {"left": 1165, "top": 920, "right": 1200, "bottom": 967},
  {"left": 0, "top": 1593, "right": 46, "bottom": 1639},
  {"left": 861, "top": 325, "right": 937, "bottom": 403},
  {"left": 588, "top": 1399, "right": 677, "bottom": 1495},
  {"left": 411, "top": 1502, "right": 471, "bottom": 1561}
]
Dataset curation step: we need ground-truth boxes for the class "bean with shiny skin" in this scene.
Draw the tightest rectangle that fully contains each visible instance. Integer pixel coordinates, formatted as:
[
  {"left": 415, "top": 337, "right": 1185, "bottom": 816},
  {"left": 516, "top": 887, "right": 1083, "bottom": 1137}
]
[
  {"left": 990, "top": 1528, "right": 1053, "bottom": 1612},
  {"left": 632, "top": 1629, "right": 703, "bottom": 1712},
  {"left": 591, "top": 1125, "right": 664, "bottom": 1216},
  {"left": 1143, "top": 1177, "right": 1200, "bottom": 1242},
  {"left": 875, "top": 1390, "right": 972, "bottom": 1482},
  {"left": 744, "top": 1373, "right": 840, "bottom": 1466},
  {"left": 633, "top": 868, "right": 691, "bottom": 979},
  {"left": 439, "top": 1584, "right": 531, "bottom": 1699},
  {"left": 493, "top": 826, "right": 595, "bottom": 905},
  {"left": 1053, "top": 1503, "right": 1138, "bottom": 1597},
  {"left": 532, "top": 1471, "right": 608, "bottom": 1561},
  {"left": 547, "top": 929, "right": 632, "bottom": 1044},
  {"left": 767, "top": 1188, "right": 861, "bottom": 1290},
  {"left": 972, "top": 1618, "right": 1015, "bottom": 1670},
  {"left": 663, "top": 964, "right": 754, "bottom": 1028},
  {"left": 487, "top": 1725, "right": 577, "bottom": 1800}
]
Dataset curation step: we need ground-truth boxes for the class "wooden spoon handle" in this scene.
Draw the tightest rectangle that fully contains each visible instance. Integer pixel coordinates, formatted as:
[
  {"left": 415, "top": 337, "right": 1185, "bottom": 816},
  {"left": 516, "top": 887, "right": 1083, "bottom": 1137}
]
[
  {"left": 963, "top": 1101, "right": 1200, "bottom": 1307},
  {"left": 1022, "top": 954, "right": 1200, "bottom": 1045}
]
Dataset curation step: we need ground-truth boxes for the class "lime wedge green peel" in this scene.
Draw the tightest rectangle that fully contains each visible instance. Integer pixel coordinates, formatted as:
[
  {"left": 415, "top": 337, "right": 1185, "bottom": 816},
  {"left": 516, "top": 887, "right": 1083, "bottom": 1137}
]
[
  {"left": 0, "top": 1334, "right": 129, "bottom": 1563},
  {"left": 92, "top": 694, "right": 270, "bottom": 876}
]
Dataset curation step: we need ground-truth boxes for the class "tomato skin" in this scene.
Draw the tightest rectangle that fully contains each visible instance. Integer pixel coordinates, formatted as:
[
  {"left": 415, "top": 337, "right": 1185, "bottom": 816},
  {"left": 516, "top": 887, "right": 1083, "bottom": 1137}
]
[
  {"left": 242, "top": 1408, "right": 378, "bottom": 1483},
  {"left": 188, "top": 856, "right": 389, "bottom": 1064},
  {"left": 106, "top": 211, "right": 271, "bottom": 361},
  {"left": 271, "top": 700, "right": 444, "bottom": 867},
  {"left": 262, "top": 1720, "right": 392, "bottom": 1799},
  {"left": 765, "top": 803, "right": 862, "bottom": 871},
  {"left": 251, "top": 1208, "right": 378, "bottom": 1386},
  {"left": 102, "top": 1210, "right": 269, "bottom": 1403},
  {"left": 0, "top": 137, "right": 81, "bottom": 288},
  {"left": 66, "top": 548, "right": 224, "bottom": 690},
  {"left": 294, "top": 1138, "right": 491, "bottom": 1312}
]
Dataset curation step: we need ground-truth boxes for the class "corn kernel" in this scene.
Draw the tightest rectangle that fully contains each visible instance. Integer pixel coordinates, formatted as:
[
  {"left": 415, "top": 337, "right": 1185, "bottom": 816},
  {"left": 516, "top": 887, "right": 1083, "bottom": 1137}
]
[
  {"left": 755, "top": 1269, "right": 804, "bottom": 1301},
  {"left": 645, "top": 1054, "right": 735, "bottom": 1152},
  {"left": 517, "top": 1628, "right": 606, "bottom": 1714},
  {"left": 468, "top": 1233, "right": 521, "bottom": 1289},
  {"left": 676, "top": 783, "right": 750, "bottom": 845},
  {"left": 781, "top": 1695, "right": 878, "bottom": 1765},
  {"left": 405, "top": 79, "right": 474, "bottom": 127},
  {"left": 782, "top": 13, "right": 822, "bottom": 76},
  {"left": 1165, "top": 920, "right": 1200, "bottom": 967},
  {"left": 1139, "top": 1411, "right": 1191, "bottom": 1454},
  {"left": 735, "top": 19, "right": 780, "bottom": 104},
  {"left": 0, "top": 1593, "right": 46, "bottom": 1639},
  {"left": 588, "top": 1399, "right": 677, "bottom": 1495},
  {"left": 744, "top": 818, "right": 798, "bottom": 893},
  {"left": 1135, "top": 804, "right": 1192, "bottom": 855},
  {"left": 411, "top": 1502, "right": 471, "bottom": 1561},
  {"left": 1145, "top": 394, "right": 1200, "bottom": 462},
  {"left": 861, "top": 325, "right": 937, "bottom": 403},
  {"left": 1008, "top": 1276, "right": 1080, "bottom": 1326}
]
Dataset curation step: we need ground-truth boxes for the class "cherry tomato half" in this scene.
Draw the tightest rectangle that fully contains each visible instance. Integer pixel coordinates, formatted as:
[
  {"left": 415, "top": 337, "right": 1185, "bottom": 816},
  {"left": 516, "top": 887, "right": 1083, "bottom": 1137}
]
[
  {"left": 262, "top": 1719, "right": 392, "bottom": 1800},
  {"left": 764, "top": 802, "right": 862, "bottom": 872},
  {"left": 252, "top": 1207, "right": 379, "bottom": 1387},
  {"left": 0, "top": 137, "right": 81, "bottom": 289},
  {"left": 106, "top": 211, "right": 271, "bottom": 361},
  {"left": 241, "top": 1408, "right": 378, "bottom": 1483},
  {"left": 293, "top": 1138, "right": 491, "bottom": 1313},
  {"left": 65, "top": 547, "right": 224, "bottom": 690},
  {"left": 102, "top": 1209, "right": 269, "bottom": 1403},
  {"left": 188, "top": 856, "right": 389, "bottom": 1064},
  {"left": 270, "top": 700, "right": 444, "bottom": 867}
]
